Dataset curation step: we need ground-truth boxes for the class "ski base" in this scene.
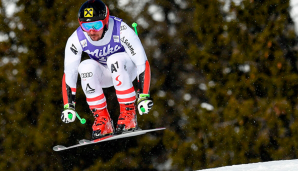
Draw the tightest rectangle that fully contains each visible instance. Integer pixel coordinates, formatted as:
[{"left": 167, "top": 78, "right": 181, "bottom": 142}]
[{"left": 53, "top": 127, "right": 165, "bottom": 151}]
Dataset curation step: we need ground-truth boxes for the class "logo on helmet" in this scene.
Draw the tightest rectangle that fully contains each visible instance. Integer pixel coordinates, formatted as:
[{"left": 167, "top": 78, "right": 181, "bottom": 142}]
[{"left": 84, "top": 8, "right": 93, "bottom": 17}]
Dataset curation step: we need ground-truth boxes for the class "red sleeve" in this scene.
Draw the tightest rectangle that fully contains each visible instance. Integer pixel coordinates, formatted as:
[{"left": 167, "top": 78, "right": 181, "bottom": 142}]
[
  {"left": 62, "top": 74, "right": 76, "bottom": 105},
  {"left": 138, "top": 60, "right": 151, "bottom": 94}
]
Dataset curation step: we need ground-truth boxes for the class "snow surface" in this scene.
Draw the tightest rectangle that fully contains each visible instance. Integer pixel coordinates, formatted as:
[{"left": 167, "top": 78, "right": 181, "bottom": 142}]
[{"left": 197, "top": 159, "right": 298, "bottom": 171}]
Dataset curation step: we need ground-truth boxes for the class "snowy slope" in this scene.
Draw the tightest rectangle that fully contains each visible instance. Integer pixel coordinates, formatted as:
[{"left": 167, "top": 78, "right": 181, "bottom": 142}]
[{"left": 197, "top": 159, "right": 298, "bottom": 171}]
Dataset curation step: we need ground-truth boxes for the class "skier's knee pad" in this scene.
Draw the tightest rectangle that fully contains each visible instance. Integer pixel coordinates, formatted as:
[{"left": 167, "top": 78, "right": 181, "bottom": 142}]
[
  {"left": 107, "top": 53, "right": 128, "bottom": 74},
  {"left": 78, "top": 59, "right": 99, "bottom": 74}
]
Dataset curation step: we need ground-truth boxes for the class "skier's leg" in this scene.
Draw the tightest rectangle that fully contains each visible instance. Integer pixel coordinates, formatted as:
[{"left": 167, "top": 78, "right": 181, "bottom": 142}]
[
  {"left": 78, "top": 59, "right": 114, "bottom": 139},
  {"left": 107, "top": 52, "right": 138, "bottom": 133}
]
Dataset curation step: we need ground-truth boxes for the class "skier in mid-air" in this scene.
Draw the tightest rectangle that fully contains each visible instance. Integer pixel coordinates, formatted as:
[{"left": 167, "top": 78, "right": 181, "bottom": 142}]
[{"left": 61, "top": 0, "right": 153, "bottom": 140}]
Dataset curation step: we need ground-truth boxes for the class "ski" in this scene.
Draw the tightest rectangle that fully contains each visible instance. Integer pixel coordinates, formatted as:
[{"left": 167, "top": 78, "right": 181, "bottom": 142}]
[{"left": 53, "top": 127, "right": 165, "bottom": 151}]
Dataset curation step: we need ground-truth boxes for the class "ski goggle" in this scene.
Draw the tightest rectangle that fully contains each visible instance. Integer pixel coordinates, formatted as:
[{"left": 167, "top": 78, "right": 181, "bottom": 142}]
[{"left": 80, "top": 20, "right": 104, "bottom": 32}]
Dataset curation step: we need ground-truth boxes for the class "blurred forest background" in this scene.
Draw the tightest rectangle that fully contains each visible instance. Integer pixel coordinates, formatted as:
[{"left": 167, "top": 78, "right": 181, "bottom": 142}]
[{"left": 1, "top": 0, "right": 298, "bottom": 170}]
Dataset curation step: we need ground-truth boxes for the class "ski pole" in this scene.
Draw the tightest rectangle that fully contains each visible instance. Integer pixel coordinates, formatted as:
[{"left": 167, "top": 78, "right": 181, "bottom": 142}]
[
  {"left": 132, "top": 22, "right": 138, "bottom": 35},
  {"left": 76, "top": 112, "right": 86, "bottom": 124}
]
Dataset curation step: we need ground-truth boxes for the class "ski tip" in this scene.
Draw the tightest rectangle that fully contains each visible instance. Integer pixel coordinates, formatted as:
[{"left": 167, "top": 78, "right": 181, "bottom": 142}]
[
  {"left": 79, "top": 139, "right": 91, "bottom": 145},
  {"left": 53, "top": 145, "right": 67, "bottom": 151},
  {"left": 156, "top": 127, "right": 166, "bottom": 131}
]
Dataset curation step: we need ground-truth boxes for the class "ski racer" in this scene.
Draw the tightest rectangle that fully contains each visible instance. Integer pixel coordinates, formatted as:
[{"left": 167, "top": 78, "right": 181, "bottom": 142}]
[{"left": 61, "top": 0, "right": 153, "bottom": 140}]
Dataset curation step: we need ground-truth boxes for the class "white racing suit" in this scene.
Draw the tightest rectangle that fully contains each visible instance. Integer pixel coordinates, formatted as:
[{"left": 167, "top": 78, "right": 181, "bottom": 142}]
[{"left": 62, "top": 16, "right": 151, "bottom": 110}]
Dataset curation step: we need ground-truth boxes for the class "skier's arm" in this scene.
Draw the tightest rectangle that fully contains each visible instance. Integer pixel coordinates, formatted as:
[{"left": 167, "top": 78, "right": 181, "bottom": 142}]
[
  {"left": 120, "top": 21, "right": 150, "bottom": 94},
  {"left": 120, "top": 22, "right": 153, "bottom": 114},
  {"left": 62, "top": 31, "right": 83, "bottom": 110}
]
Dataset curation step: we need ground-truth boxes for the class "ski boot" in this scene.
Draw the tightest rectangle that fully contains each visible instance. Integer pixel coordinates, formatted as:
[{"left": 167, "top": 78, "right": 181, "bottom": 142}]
[
  {"left": 92, "top": 108, "right": 114, "bottom": 140},
  {"left": 116, "top": 103, "right": 139, "bottom": 134}
]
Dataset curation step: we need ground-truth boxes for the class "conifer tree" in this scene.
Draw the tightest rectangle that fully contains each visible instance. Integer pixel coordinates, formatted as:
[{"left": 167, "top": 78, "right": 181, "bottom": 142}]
[
  {"left": 0, "top": 0, "right": 174, "bottom": 170},
  {"left": 187, "top": 0, "right": 298, "bottom": 169},
  {"left": 1, "top": 0, "right": 297, "bottom": 170}
]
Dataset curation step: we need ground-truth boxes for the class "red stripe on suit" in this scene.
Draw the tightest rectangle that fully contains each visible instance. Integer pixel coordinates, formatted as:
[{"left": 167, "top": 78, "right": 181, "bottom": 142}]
[
  {"left": 115, "top": 87, "right": 135, "bottom": 95},
  {"left": 117, "top": 96, "right": 136, "bottom": 103},
  {"left": 87, "top": 94, "right": 105, "bottom": 102},
  {"left": 62, "top": 74, "right": 68, "bottom": 105},
  {"left": 143, "top": 61, "right": 151, "bottom": 94},
  {"left": 89, "top": 101, "right": 107, "bottom": 110}
]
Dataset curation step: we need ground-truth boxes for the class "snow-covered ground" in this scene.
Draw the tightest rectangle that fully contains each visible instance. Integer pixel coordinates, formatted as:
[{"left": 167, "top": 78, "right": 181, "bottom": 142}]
[{"left": 197, "top": 159, "right": 298, "bottom": 171}]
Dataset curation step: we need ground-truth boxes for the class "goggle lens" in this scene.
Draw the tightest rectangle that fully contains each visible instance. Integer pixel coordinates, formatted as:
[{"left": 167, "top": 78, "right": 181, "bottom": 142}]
[{"left": 81, "top": 21, "right": 104, "bottom": 32}]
